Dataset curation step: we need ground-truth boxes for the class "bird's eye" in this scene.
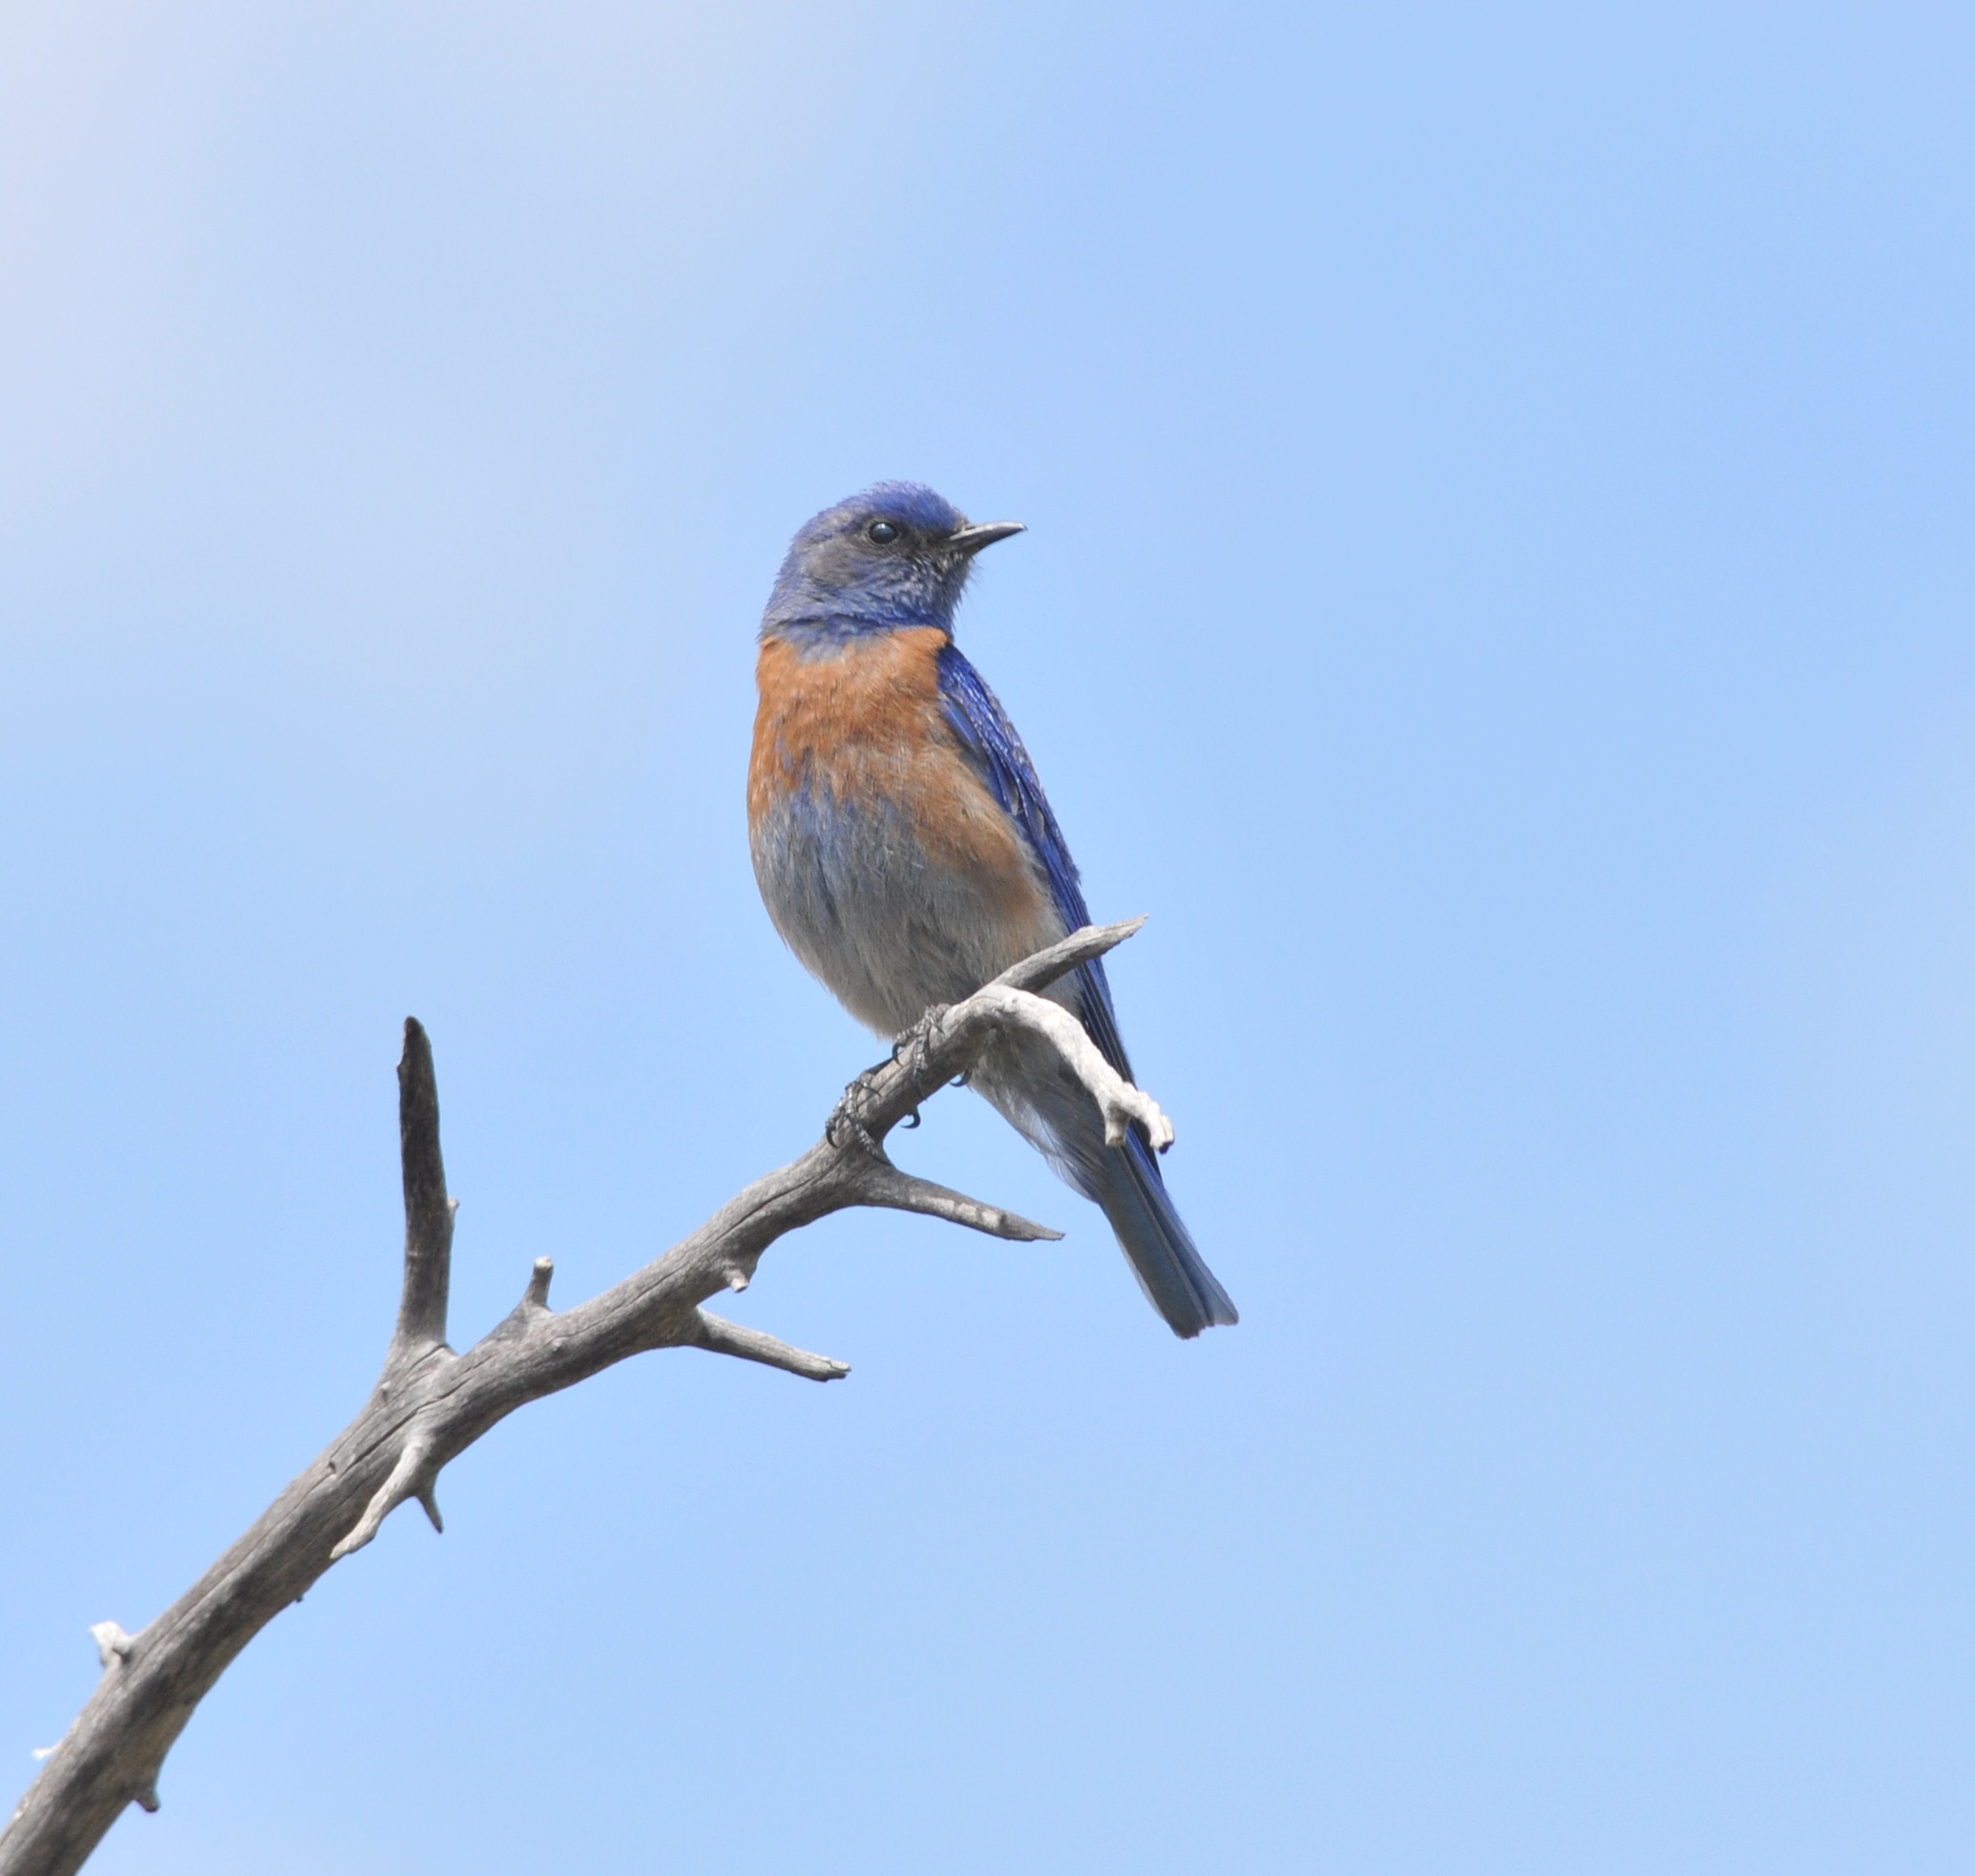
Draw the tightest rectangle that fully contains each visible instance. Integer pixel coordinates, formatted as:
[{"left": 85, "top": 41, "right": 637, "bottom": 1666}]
[{"left": 867, "top": 519, "right": 899, "bottom": 544}]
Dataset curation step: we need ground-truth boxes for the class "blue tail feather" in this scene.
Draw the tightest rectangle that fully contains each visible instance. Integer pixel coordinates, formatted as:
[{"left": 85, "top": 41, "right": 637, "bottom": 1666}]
[
  {"left": 1093, "top": 1129, "right": 1239, "bottom": 1338},
  {"left": 972, "top": 1038, "right": 1238, "bottom": 1338}
]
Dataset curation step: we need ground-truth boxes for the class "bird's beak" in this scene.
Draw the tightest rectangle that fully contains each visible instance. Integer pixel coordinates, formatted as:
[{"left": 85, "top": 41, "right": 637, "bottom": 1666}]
[{"left": 948, "top": 520, "right": 1026, "bottom": 557}]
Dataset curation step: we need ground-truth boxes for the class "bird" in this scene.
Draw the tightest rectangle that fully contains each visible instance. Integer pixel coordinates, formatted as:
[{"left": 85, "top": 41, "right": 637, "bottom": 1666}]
[{"left": 746, "top": 481, "right": 1237, "bottom": 1338}]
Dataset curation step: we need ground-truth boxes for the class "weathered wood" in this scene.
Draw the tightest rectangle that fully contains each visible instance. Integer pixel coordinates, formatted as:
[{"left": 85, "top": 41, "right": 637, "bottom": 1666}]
[
  {"left": 390, "top": 1018, "right": 454, "bottom": 1359},
  {"left": 0, "top": 920, "right": 1153, "bottom": 1876}
]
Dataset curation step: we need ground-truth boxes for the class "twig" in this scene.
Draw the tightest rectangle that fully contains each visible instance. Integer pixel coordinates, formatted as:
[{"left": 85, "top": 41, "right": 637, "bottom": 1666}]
[
  {"left": 390, "top": 1019, "right": 455, "bottom": 1360},
  {"left": 0, "top": 921, "right": 1162, "bottom": 1876}
]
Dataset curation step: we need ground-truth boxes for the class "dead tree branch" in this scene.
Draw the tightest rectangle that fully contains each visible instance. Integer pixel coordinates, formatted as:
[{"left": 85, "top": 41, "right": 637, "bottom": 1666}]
[{"left": 0, "top": 920, "right": 1161, "bottom": 1876}]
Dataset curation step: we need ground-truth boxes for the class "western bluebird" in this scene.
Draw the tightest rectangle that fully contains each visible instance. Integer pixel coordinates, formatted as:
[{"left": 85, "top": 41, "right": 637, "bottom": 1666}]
[{"left": 747, "top": 482, "right": 1237, "bottom": 1338}]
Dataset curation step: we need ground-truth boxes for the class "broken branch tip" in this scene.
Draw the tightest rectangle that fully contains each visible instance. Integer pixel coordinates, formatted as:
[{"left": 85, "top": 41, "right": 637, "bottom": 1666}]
[{"left": 89, "top": 1622, "right": 135, "bottom": 1669}]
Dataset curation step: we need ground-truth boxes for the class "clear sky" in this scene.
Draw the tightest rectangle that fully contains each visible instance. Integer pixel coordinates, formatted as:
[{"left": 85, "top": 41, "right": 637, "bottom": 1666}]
[{"left": 3, "top": 2, "right": 1971, "bottom": 1870}]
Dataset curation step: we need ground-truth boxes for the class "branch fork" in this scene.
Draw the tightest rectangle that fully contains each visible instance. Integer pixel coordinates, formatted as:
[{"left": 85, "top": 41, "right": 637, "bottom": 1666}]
[{"left": 2, "top": 919, "right": 1167, "bottom": 1876}]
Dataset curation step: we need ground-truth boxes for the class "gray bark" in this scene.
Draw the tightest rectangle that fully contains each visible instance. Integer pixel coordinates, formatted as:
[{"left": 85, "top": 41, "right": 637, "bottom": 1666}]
[{"left": 0, "top": 921, "right": 1159, "bottom": 1876}]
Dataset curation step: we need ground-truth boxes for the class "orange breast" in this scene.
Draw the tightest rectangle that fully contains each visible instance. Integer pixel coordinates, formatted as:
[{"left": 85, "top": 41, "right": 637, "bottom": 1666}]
[{"left": 749, "top": 628, "right": 1046, "bottom": 918}]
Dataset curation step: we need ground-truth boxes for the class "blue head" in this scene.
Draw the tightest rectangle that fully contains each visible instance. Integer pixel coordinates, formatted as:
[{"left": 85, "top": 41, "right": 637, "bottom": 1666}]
[{"left": 762, "top": 481, "right": 1025, "bottom": 646}]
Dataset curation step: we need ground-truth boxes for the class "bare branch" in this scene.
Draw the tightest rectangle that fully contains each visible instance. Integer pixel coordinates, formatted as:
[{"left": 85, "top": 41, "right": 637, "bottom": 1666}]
[
  {"left": 846, "top": 1159, "right": 1064, "bottom": 1241},
  {"left": 391, "top": 1019, "right": 454, "bottom": 1358},
  {"left": 830, "top": 919, "right": 1173, "bottom": 1161},
  {"left": 0, "top": 922, "right": 1167, "bottom": 1876},
  {"left": 329, "top": 1430, "right": 440, "bottom": 1562},
  {"left": 690, "top": 1311, "right": 851, "bottom": 1381},
  {"left": 86, "top": 1628, "right": 132, "bottom": 1672},
  {"left": 965, "top": 987, "right": 1174, "bottom": 1150},
  {"left": 991, "top": 915, "right": 1145, "bottom": 995}
]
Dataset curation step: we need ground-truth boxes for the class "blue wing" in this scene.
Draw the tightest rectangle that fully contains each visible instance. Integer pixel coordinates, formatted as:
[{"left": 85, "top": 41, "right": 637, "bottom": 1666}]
[
  {"left": 935, "top": 643, "right": 1135, "bottom": 1083},
  {"left": 937, "top": 641, "right": 1236, "bottom": 1338}
]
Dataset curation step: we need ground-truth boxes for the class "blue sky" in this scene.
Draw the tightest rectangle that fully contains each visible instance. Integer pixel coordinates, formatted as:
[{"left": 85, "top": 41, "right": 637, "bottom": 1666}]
[{"left": 3, "top": 2, "right": 1972, "bottom": 1869}]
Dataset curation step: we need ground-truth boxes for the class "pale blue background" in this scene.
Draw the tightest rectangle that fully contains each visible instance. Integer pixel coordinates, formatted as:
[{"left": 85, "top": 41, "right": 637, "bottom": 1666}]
[{"left": 4, "top": 3, "right": 1972, "bottom": 1870}]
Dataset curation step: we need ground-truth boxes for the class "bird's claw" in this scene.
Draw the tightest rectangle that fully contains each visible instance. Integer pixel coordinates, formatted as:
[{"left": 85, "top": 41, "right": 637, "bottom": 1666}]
[
  {"left": 897, "top": 1004, "right": 950, "bottom": 1092},
  {"left": 827, "top": 1067, "right": 885, "bottom": 1155},
  {"left": 828, "top": 1008, "right": 949, "bottom": 1154}
]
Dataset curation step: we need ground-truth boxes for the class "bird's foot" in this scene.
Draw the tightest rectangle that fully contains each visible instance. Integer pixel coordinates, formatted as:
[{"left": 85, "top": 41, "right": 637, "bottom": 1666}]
[
  {"left": 827, "top": 1066, "right": 886, "bottom": 1156},
  {"left": 826, "top": 1007, "right": 952, "bottom": 1154},
  {"left": 896, "top": 1003, "right": 950, "bottom": 1092}
]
